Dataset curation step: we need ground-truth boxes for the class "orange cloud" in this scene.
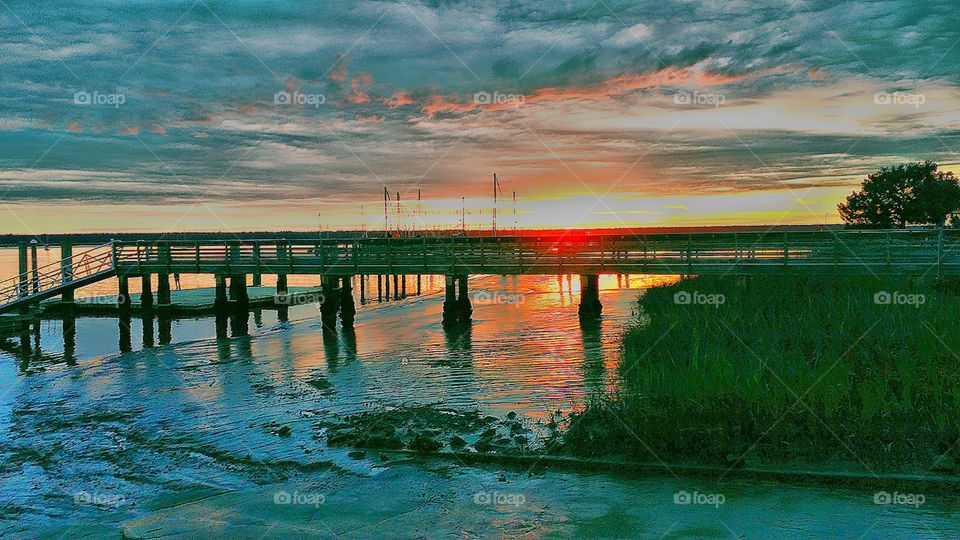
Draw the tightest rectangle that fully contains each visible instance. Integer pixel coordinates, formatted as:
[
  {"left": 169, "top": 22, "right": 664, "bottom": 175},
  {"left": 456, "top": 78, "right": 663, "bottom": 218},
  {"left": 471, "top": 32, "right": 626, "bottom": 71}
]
[
  {"left": 807, "top": 67, "right": 828, "bottom": 81},
  {"left": 151, "top": 124, "right": 167, "bottom": 135},
  {"left": 347, "top": 73, "right": 373, "bottom": 104},
  {"left": 384, "top": 91, "right": 414, "bottom": 108},
  {"left": 118, "top": 125, "right": 140, "bottom": 136},
  {"left": 67, "top": 121, "right": 81, "bottom": 133},
  {"left": 421, "top": 63, "right": 797, "bottom": 116}
]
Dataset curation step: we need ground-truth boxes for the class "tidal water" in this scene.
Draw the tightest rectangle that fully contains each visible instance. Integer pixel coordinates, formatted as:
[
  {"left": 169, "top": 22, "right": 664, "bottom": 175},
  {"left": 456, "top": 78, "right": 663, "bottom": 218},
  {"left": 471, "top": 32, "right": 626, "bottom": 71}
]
[{"left": 0, "top": 259, "right": 957, "bottom": 537}]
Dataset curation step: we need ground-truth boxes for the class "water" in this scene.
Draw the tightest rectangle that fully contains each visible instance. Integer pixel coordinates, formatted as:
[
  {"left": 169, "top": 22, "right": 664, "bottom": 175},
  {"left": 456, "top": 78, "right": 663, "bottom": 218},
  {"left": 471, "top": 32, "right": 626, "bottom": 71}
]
[{"left": 0, "top": 259, "right": 957, "bottom": 537}]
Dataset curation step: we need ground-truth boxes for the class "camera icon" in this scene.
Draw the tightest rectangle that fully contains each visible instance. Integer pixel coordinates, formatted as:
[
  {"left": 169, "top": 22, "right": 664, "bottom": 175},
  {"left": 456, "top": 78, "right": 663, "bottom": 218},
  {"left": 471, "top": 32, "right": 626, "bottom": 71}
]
[
  {"left": 673, "top": 291, "right": 692, "bottom": 305},
  {"left": 873, "top": 291, "right": 892, "bottom": 305},
  {"left": 673, "top": 91, "right": 692, "bottom": 105},
  {"left": 274, "top": 490, "right": 292, "bottom": 505},
  {"left": 473, "top": 491, "right": 492, "bottom": 505},
  {"left": 274, "top": 91, "right": 292, "bottom": 105},
  {"left": 674, "top": 490, "right": 691, "bottom": 505},
  {"left": 74, "top": 91, "right": 92, "bottom": 105},
  {"left": 873, "top": 92, "right": 892, "bottom": 105},
  {"left": 873, "top": 491, "right": 891, "bottom": 505},
  {"left": 274, "top": 292, "right": 292, "bottom": 305},
  {"left": 473, "top": 91, "right": 492, "bottom": 105}
]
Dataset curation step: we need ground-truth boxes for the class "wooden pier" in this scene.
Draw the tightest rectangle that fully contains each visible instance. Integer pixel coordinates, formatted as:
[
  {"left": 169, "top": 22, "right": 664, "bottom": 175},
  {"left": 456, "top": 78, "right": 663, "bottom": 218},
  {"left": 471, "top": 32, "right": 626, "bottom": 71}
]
[{"left": 1, "top": 229, "right": 958, "bottom": 329}]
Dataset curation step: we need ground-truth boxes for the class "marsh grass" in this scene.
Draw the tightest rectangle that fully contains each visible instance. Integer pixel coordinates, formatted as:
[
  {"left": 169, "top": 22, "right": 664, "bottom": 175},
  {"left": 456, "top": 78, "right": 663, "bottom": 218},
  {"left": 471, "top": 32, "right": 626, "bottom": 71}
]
[{"left": 565, "top": 276, "right": 960, "bottom": 473}]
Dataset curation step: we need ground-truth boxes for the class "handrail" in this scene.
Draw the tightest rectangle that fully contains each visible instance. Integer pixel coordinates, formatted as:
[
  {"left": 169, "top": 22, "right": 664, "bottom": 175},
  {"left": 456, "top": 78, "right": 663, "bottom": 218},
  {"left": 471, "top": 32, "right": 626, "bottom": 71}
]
[{"left": 0, "top": 243, "right": 114, "bottom": 307}]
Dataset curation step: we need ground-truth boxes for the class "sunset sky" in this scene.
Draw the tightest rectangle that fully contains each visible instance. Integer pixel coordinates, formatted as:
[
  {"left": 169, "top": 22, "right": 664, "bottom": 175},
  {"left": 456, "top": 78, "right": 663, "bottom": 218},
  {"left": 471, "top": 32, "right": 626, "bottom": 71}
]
[{"left": 2, "top": 1, "right": 960, "bottom": 233}]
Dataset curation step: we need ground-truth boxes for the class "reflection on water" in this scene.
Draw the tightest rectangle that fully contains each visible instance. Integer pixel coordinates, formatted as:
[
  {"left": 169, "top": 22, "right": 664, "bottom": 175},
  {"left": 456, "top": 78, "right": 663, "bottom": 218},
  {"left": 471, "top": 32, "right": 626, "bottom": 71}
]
[{"left": 0, "top": 273, "right": 680, "bottom": 534}]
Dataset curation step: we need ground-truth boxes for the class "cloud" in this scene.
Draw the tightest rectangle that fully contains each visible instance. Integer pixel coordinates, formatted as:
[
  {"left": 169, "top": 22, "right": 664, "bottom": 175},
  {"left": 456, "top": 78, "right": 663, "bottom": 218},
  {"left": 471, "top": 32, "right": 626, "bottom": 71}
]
[{"left": 604, "top": 23, "right": 652, "bottom": 47}]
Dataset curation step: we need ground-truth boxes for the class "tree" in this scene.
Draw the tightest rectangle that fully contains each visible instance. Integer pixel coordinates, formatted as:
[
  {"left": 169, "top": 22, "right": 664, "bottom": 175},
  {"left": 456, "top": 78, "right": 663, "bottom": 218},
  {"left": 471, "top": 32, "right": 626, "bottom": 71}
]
[{"left": 838, "top": 161, "right": 960, "bottom": 228}]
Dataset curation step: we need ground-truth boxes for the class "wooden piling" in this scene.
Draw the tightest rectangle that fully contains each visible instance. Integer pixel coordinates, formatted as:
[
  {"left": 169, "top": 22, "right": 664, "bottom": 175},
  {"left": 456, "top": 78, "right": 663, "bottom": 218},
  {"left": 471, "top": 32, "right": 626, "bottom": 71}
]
[
  {"left": 60, "top": 240, "right": 74, "bottom": 304},
  {"left": 578, "top": 274, "right": 602, "bottom": 319},
  {"left": 29, "top": 240, "right": 38, "bottom": 294},
  {"left": 157, "top": 273, "right": 171, "bottom": 306},
  {"left": 140, "top": 274, "right": 154, "bottom": 310},
  {"left": 118, "top": 275, "right": 131, "bottom": 309}
]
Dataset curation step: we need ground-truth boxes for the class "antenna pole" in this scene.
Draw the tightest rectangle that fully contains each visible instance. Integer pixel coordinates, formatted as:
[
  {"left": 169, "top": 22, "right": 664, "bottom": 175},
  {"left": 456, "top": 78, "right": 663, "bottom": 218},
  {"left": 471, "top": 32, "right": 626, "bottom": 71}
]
[
  {"left": 493, "top": 173, "right": 498, "bottom": 236},
  {"left": 384, "top": 187, "right": 389, "bottom": 237}
]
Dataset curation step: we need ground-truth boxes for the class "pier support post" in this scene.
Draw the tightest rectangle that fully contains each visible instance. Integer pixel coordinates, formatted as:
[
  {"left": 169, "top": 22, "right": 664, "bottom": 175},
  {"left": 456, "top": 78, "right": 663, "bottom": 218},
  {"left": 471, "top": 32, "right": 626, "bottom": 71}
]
[
  {"left": 17, "top": 243, "right": 28, "bottom": 316},
  {"left": 229, "top": 275, "right": 249, "bottom": 307},
  {"left": 359, "top": 275, "right": 366, "bottom": 304},
  {"left": 157, "top": 273, "right": 171, "bottom": 307},
  {"left": 276, "top": 274, "right": 288, "bottom": 295},
  {"left": 320, "top": 276, "right": 341, "bottom": 331},
  {"left": 340, "top": 276, "right": 356, "bottom": 327},
  {"left": 457, "top": 275, "right": 472, "bottom": 322},
  {"left": 417, "top": 274, "right": 421, "bottom": 296},
  {"left": 140, "top": 274, "right": 154, "bottom": 310},
  {"left": 393, "top": 274, "right": 400, "bottom": 300},
  {"left": 377, "top": 274, "right": 383, "bottom": 302},
  {"left": 17, "top": 243, "right": 28, "bottom": 298},
  {"left": 442, "top": 275, "right": 457, "bottom": 327},
  {"left": 384, "top": 274, "right": 391, "bottom": 301},
  {"left": 60, "top": 241, "right": 74, "bottom": 304},
  {"left": 214, "top": 274, "right": 229, "bottom": 313},
  {"left": 118, "top": 275, "right": 131, "bottom": 310},
  {"left": 118, "top": 311, "right": 132, "bottom": 352},
  {"left": 401, "top": 274, "right": 407, "bottom": 298},
  {"left": 578, "top": 274, "right": 602, "bottom": 320},
  {"left": 29, "top": 240, "right": 38, "bottom": 294}
]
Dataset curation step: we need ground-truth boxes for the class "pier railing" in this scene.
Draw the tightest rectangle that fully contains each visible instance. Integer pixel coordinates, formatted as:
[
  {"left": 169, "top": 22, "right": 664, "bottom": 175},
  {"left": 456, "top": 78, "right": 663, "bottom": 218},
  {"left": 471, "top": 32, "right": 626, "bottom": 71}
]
[
  {"left": 111, "top": 229, "right": 960, "bottom": 277},
  {"left": 0, "top": 243, "right": 114, "bottom": 311}
]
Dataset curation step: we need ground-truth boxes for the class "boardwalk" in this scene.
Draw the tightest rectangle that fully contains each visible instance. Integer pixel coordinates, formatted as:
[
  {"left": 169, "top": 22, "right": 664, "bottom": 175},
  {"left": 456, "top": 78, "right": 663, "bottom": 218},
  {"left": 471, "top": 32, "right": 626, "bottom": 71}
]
[{"left": 1, "top": 229, "right": 958, "bottom": 319}]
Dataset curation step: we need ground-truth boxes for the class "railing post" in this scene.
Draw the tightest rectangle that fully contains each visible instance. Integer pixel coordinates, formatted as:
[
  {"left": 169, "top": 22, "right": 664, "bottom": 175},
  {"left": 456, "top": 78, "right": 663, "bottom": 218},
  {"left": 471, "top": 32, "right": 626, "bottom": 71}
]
[
  {"left": 29, "top": 240, "right": 39, "bottom": 294},
  {"left": 938, "top": 228, "right": 945, "bottom": 277},
  {"left": 61, "top": 240, "right": 74, "bottom": 304},
  {"left": 885, "top": 231, "right": 892, "bottom": 272},
  {"left": 17, "top": 243, "right": 28, "bottom": 299},
  {"left": 319, "top": 240, "right": 325, "bottom": 275},
  {"left": 252, "top": 242, "right": 262, "bottom": 286},
  {"left": 782, "top": 232, "right": 789, "bottom": 269},
  {"left": 110, "top": 239, "right": 119, "bottom": 269},
  {"left": 733, "top": 233, "right": 739, "bottom": 274},
  {"left": 686, "top": 234, "right": 692, "bottom": 276}
]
